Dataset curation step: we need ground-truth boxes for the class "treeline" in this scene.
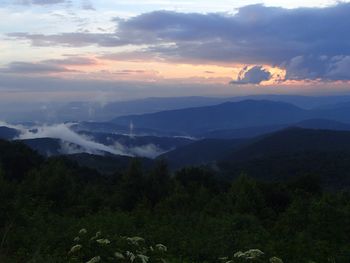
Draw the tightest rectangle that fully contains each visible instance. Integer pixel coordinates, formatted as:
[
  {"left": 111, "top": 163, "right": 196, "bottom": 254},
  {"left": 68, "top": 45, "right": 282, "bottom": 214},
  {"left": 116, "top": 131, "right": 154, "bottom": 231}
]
[{"left": 0, "top": 139, "right": 350, "bottom": 262}]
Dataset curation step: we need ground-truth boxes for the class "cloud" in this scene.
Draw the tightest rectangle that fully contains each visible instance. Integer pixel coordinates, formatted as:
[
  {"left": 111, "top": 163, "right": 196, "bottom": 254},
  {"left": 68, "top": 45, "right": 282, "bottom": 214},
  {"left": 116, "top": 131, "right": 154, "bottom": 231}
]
[
  {"left": 59, "top": 141, "right": 86, "bottom": 155},
  {"left": 8, "top": 32, "right": 124, "bottom": 47},
  {"left": 283, "top": 55, "right": 350, "bottom": 81},
  {"left": 113, "top": 142, "right": 166, "bottom": 158},
  {"left": 45, "top": 56, "right": 97, "bottom": 66},
  {"left": 8, "top": 3, "right": 350, "bottom": 81},
  {"left": 327, "top": 56, "right": 350, "bottom": 80},
  {"left": 99, "top": 50, "right": 161, "bottom": 62},
  {"left": 17, "top": 123, "right": 130, "bottom": 155},
  {"left": 231, "top": 66, "right": 272, "bottom": 84},
  {"left": 0, "top": 57, "right": 96, "bottom": 74},
  {"left": 16, "top": 0, "right": 67, "bottom": 5},
  {"left": 81, "top": 0, "right": 95, "bottom": 10},
  {"left": 3, "top": 122, "right": 168, "bottom": 158},
  {"left": 0, "top": 62, "right": 74, "bottom": 74}
]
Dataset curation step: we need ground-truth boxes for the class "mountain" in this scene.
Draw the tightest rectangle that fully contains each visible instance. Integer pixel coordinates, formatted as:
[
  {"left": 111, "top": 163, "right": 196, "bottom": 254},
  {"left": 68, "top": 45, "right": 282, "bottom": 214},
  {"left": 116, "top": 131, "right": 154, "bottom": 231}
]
[
  {"left": 200, "top": 125, "right": 285, "bottom": 139},
  {"left": 215, "top": 128, "right": 350, "bottom": 188},
  {"left": 159, "top": 128, "right": 350, "bottom": 188},
  {"left": 201, "top": 119, "right": 350, "bottom": 139},
  {"left": 158, "top": 138, "right": 247, "bottom": 169},
  {"left": 224, "top": 128, "right": 350, "bottom": 162},
  {"left": 294, "top": 119, "right": 350, "bottom": 130},
  {"left": 314, "top": 104, "right": 350, "bottom": 123},
  {"left": 0, "top": 126, "right": 20, "bottom": 140},
  {"left": 17, "top": 138, "right": 152, "bottom": 174},
  {"left": 113, "top": 100, "right": 310, "bottom": 135},
  {"left": 5, "top": 95, "right": 350, "bottom": 123},
  {"left": 0, "top": 139, "right": 43, "bottom": 180},
  {"left": 20, "top": 138, "right": 85, "bottom": 157},
  {"left": 161, "top": 128, "right": 350, "bottom": 172}
]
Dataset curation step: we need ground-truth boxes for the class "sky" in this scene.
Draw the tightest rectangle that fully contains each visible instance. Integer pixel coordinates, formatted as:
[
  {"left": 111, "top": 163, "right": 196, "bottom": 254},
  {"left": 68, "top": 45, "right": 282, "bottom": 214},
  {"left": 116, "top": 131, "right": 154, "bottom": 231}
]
[{"left": 1, "top": 0, "right": 350, "bottom": 102}]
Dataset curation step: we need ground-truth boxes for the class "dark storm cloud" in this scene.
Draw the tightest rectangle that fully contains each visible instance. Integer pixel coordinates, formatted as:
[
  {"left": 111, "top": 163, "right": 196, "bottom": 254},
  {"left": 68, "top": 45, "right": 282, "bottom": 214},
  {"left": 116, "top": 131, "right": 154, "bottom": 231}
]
[
  {"left": 283, "top": 55, "right": 350, "bottom": 81},
  {"left": 230, "top": 66, "right": 272, "bottom": 85},
  {"left": 7, "top": 3, "right": 350, "bottom": 81}
]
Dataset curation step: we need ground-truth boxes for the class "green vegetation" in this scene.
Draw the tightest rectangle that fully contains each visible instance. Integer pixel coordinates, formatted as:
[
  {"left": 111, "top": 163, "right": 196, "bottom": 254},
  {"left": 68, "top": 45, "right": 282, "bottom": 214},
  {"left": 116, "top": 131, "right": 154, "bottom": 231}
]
[{"left": 0, "top": 139, "right": 349, "bottom": 262}]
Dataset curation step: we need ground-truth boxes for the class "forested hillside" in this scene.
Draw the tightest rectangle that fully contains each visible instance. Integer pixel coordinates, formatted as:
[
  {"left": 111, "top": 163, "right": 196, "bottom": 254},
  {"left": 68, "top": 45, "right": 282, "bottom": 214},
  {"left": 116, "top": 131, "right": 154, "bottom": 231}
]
[{"left": 0, "top": 139, "right": 349, "bottom": 262}]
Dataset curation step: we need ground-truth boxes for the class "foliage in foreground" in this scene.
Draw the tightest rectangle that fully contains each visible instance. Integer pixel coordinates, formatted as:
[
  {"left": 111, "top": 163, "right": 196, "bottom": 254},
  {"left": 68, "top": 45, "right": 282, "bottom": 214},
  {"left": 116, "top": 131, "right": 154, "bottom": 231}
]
[
  {"left": 0, "top": 141, "right": 349, "bottom": 262},
  {"left": 67, "top": 228, "right": 284, "bottom": 263}
]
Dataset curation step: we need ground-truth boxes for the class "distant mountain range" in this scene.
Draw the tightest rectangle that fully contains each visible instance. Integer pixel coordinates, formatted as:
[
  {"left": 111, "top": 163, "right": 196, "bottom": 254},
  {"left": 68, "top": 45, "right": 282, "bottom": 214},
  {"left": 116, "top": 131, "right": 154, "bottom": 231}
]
[
  {"left": 113, "top": 100, "right": 307, "bottom": 134},
  {"left": 201, "top": 119, "right": 350, "bottom": 139},
  {"left": 113, "top": 100, "right": 350, "bottom": 135},
  {"left": 60, "top": 95, "right": 350, "bottom": 121},
  {"left": 6, "top": 98, "right": 350, "bottom": 182},
  {"left": 5, "top": 94, "right": 350, "bottom": 122}
]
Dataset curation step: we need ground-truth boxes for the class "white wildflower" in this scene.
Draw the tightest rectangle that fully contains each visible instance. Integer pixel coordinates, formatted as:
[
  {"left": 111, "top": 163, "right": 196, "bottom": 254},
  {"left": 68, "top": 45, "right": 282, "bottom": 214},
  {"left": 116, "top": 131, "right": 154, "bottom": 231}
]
[
  {"left": 244, "top": 249, "right": 264, "bottom": 259},
  {"left": 155, "top": 244, "right": 167, "bottom": 252},
  {"left": 126, "top": 236, "right": 145, "bottom": 245},
  {"left": 69, "top": 244, "right": 82, "bottom": 254},
  {"left": 86, "top": 256, "right": 101, "bottom": 263},
  {"left": 114, "top": 252, "right": 125, "bottom": 259},
  {"left": 270, "top": 257, "right": 284, "bottom": 263},
  {"left": 137, "top": 254, "right": 150, "bottom": 263},
  {"left": 79, "top": 228, "right": 87, "bottom": 235},
  {"left": 96, "top": 238, "right": 110, "bottom": 245},
  {"left": 234, "top": 251, "right": 245, "bottom": 258},
  {"left": 126, "top": 251, "right": 136, "bottom": 262},
  {"left": 90, "top": 231, "right": 102, "bottom": 240}
]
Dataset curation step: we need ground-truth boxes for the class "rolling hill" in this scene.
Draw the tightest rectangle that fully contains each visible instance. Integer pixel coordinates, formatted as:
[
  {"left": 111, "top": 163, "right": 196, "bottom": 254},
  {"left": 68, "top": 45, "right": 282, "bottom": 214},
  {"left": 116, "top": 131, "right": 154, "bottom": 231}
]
[
  {"left": 0, "top": 126, "right": 20, "bottom": 140},
  {"left": 224, "top": 128, "right": 350, "bottom": 162},
  {"left": 158, "top": 138, "right": 247, "bottom": 169},
  {"left": 113, "top": 100, "right": 310, "bottom": 135},
  {"left": 20, "top": 138, "right": 85, "bottom": 157},
  {"left": 161, "top": 128, "right": 350, "bottom": 172},
  {"left": 201, "top": 119, "right": 350, "bottom": 139}
]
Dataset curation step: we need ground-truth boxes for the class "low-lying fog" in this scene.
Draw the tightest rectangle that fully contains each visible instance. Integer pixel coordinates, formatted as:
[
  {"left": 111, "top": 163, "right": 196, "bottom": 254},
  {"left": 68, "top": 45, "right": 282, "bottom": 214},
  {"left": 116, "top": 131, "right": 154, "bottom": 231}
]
[{"left": 0, "top": 121, "right": 167, "bottom": 158}]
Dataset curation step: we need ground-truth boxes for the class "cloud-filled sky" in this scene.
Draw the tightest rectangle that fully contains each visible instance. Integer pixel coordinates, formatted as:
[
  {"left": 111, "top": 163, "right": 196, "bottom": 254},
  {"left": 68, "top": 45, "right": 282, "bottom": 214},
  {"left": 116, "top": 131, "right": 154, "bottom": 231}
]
[{"left": 1, "top": 0, "right": 350, "bottom": 102}]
